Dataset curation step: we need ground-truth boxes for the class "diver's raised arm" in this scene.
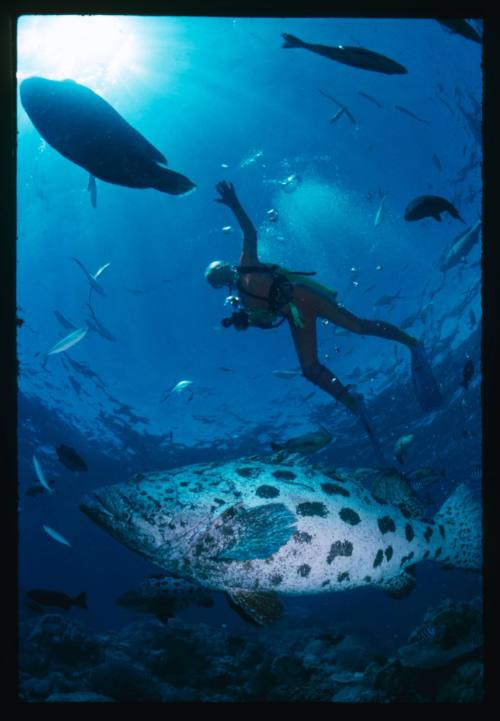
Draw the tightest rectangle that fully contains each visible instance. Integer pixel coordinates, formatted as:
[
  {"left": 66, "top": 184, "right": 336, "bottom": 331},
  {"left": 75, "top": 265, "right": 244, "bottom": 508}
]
[{"left": 215, "top": 181, "right": 258, "bottom": 264}]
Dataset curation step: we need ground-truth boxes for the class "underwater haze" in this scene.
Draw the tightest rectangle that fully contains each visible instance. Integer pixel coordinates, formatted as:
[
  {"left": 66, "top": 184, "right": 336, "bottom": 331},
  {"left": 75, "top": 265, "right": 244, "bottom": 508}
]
[{"left": 17, "top": 16, "right": 483, "bottom": 703}]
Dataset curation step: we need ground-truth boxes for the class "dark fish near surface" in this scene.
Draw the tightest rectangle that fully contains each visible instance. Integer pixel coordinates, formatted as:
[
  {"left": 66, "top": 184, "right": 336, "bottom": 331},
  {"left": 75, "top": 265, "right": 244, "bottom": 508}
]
[
  {"left": 282, "top": 33, "right": 407, "bottom": 75},
  {"left": 27, "top": 589, "right": 87, "bottom": 610},
  {"left": 394, "top": 105, "right": 430, "bottom": 123},
  {"left": 460, "top": 360, "right": 474, "bottom": 390},
  {"left": 374, "top": 289, "right": 404, "bottom": 307},
  {"left": 26, "top": 478, "right": 56, "bottom": 496},
  {"left": 54, "top": 310, "right": 77, "bottom": 331},
  {"left": 56, "top": 444, "right": 88, "bottom": 472},
  {"left": 319, "top": 89, "right": 356, "bottom": 124},
  {"left": 437, "top": 19, "right": 482, "bottom": 44},
  {"left": 116, "top": 575, "right": 213, "bottom": 623},
  {"left": 357, "top": 90, "right": 384, "bottom": 108},
  {"left": 270, "top": 429, "right": 332, "bottom": 455},
  {"left": 439, "top": 220, "right": 481, "bottom": 271},
  {"left": 20, "top": 76, "right": 195, "bottom": 196},
  {"left": 432, "top": 153, "right": 443, "bottom": 172},
  {"left": 404, "top": 195, "right": 464, "bottom": 223}
]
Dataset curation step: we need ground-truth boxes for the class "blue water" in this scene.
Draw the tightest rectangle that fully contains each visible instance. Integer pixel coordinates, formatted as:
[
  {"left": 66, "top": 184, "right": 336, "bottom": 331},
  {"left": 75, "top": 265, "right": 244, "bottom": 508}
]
[{"left": 17, "top": 16, "right": 482, "bottom": 656}]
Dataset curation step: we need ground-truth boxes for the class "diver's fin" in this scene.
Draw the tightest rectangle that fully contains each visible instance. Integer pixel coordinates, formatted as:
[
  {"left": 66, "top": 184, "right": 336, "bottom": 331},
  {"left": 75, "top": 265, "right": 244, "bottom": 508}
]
[
  {"left": 150, "top": 164, "right": 196, "bottom": 196},
  {"left": 87, "top": 173, "right": 97, "bottom": 208},
  {"left": 376, "top": 567, "right": 417, "bottom": 599},
  {"left": 212, "top": 503, "right": 297, "bottom": 561},
  {"left": 281, "top": 32, "right": 304, "bottom": 49},
  {"left": 410, "top": 343, "right": 444, "bottom": 411},
  {"left": 226, "top": 589, "right": 284, "bottom": 625}
]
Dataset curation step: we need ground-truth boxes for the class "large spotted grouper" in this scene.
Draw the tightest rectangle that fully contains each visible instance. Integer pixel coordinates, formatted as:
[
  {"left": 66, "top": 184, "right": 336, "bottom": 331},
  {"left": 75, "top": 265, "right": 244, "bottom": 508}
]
[{"left": 80, "top": 458, "right": 481, "bottom": 625}]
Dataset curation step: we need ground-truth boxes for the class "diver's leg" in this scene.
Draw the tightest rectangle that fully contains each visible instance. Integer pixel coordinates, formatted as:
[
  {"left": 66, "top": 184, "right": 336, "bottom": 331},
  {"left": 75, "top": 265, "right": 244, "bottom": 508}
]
[
  {"left": 304, "top": 292, "right": 442, "bottom": 410},
  {"left": 325, "top": 305, "right": 418, "bottom": 347},
  {"left": 287, "top": 314, "right": 351, "bottom": 403},
  {"left": 288, "top": 315, "right": 387, "bottom": 464}
]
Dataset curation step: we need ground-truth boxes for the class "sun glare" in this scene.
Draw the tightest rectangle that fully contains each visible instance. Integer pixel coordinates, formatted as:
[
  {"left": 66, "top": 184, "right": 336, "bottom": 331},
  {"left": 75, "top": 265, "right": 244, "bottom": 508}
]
[{"left": 17, "top": 15, "right": 145, "bottom": 89}]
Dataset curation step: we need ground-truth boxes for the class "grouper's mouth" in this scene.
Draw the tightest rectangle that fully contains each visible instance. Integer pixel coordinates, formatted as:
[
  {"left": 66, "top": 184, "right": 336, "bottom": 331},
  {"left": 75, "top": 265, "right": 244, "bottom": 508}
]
[{"left": 80, "top": 490, "right": 118, "bottom": 527}]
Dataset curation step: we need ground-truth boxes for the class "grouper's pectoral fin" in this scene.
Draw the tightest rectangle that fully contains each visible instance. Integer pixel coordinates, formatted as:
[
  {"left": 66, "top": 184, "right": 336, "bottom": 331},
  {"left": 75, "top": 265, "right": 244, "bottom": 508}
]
[
  {"left": 375, "top": 567, "right": 416, "bottom": 599},
  {"left": 226, "top": 589, "right": 284, "bottom": 626},
  {"left": 206, "top": 503, "right": 297, "bottom": 562},
  {"left": 87, "top": 173, "right": 97, "bottom": 208}
]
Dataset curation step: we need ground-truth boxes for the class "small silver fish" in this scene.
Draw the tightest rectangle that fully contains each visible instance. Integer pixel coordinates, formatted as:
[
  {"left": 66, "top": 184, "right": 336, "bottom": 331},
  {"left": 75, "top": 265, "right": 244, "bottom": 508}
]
[
  {"left": 271, "top": 429, "right": 332, "bottom": 455},
  {"left": 87, "top": 173, "right": 97, "bottom": 208},
  {"left": 72, "top": 257, "right": 107, "bottom": 296},
  {"left": 42, "top": 525, "right": 72, "bottom": 547},
  {"left": 161, "top": 379, "right": 194, "bottom": 402},
  {"left": 271, "top": 369, "right": 302, "bottom": 379},
  {"left": 374, "top": 195, "right": 386, "bottom": 227},
  {"left": 394, "top": 434, "right": 415, "bottom": 464},
  {"left": 47, "top": 327, "right": 88, "bottom": 355},
  {"left": 33, "top": 454, "right": 55, "bottom": 495},
  {"left": 93, "top": 262, "right": 111, "bottom": 280}
]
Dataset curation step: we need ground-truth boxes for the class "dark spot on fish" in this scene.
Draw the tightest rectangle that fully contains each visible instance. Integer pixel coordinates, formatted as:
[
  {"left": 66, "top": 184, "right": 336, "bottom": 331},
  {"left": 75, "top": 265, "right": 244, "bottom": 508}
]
[
  {"left": 180, "top": 520, "right": 187, "bottom": 527},
  {"left": 378, "top": 516, "right": 396, "bottom": 534},
  {"left": 339, "top": 508, "right": 361, "bottom": 525},
  {"left": 236, "top": 467, "right": 257, "bottom": 478},
  {"left": 435, "top": 547, "right": 442, "bottom": 558},
  {"left": 293, "top": 531, "right": 312, "bottom": 544},
  {"left": 256, "top": 484, "right": 280, "bottom": 499},
  {"left": 424, "top": 526, "right": 433, "bottom": 543},
  {"left": 213, "top": 498, "right": 225, "bottom": 506},
  {"left": 321, "top": 482, "right": 350, "bottom": 497},
  {"left": 326, "top": 540, "right": 353, "bottom": 564},
  {"left": 168, "top": 523, "right": 176, "bottom": 530},
  {"left": 364, "top": 576, "right": 372, "bottom": 583},
  {"left": 400, "top": 551, "right": 415, "bottom": 567},
  {"left": 373, "top": 550, "right": 384, "bottom": 568},
  {"left": 234, "top": 491, "right": 242, "bottom": 498},
  {"left": 180, "top": 481, "right": 188, "bottom": 487},
  {"left": 385, "top": 546, "right": 393, "bottom": 561},
  {"left": 423, "top": 550, "right": 430, "bottom": 559},
  {"left": 400, "top": 507, "right": 412, "bottom": 519},
  {"left": 337, "top": 572, "right": 350, "bottom": 583},
  {"left": 405, "top": 523, "right": 415, "bottom": 542},
  {"left": 439, "top": 524, "right": 446, "bottom": 539},
  {"left": 296, "top": 502, "right": 328, "bottom": 518},
  {"left": 270, "top": 574, "right": 283, "bottom": 586},
  {"left": 321, "top": 580, "right": 330, "bottom": 587},
  {"left": 297, "top": 564, "right": 311, "bottom": 577},
  {"left": 273, "top": 470, "right": 297, "bottom": 480}
]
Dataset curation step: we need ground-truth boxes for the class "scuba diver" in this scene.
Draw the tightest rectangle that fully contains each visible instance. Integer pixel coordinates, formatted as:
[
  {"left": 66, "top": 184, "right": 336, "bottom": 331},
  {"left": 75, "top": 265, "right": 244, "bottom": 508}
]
[{"left": 206, "top": 181, "right": 443, "bottom": 463}]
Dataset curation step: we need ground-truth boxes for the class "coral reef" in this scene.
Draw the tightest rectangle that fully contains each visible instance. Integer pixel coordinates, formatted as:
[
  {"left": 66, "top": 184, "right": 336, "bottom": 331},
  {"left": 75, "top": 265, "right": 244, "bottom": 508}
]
[{"left": 18, "top": 599, "right": 483, "bottom": 702}]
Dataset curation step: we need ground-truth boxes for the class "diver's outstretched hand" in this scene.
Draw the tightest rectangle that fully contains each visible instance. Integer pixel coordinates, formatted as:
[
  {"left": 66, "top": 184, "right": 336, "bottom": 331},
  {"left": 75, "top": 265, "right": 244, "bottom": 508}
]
[{"left": 215, "top": 181, "right": 240, "bottom": 209}]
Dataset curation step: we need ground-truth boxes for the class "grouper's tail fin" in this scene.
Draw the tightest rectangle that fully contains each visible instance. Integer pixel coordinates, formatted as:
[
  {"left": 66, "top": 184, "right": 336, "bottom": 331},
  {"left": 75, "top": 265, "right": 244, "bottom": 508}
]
[
  {"left": 434, "top": 484, "right": 482, "bottom": 570},
  {"left": 151, "top": 164, "right": 196, "bottom": 196},
  {"left": 282, "top": 33, "right": 305, "bottom": 49}
]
